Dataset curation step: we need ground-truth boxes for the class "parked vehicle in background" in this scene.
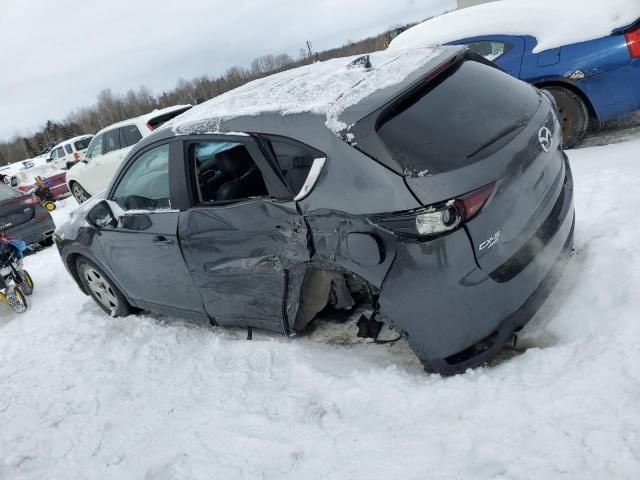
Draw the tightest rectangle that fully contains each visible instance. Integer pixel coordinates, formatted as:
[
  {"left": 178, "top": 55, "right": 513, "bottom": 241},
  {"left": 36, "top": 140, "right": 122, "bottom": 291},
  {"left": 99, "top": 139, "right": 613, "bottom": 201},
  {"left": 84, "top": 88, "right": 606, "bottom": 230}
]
[
  {"left": 18, "top": 172, "right": 70, "bottom": 201},
  {"left": 56, "top": 46, "right": 574, "bottom": 375},
  {"left": 66, "top": 105, "right": 192, "bottom": 203},
  {"left": 0, "top": 183, "right": 56, "bottom": 247},
  {"left": 47, "top": 135, "right": 93, "bottom": 170},
  {"left": 389, "top": 0, "right": 640, "bottom": 147}
]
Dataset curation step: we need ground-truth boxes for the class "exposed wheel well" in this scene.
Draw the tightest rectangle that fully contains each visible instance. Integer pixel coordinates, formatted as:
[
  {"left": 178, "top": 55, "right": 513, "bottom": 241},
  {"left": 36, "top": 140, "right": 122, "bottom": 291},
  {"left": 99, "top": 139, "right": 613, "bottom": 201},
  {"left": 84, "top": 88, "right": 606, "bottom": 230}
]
[
  {"left": 535, "top": 80, "right": 598, "bottom": 124},
  {"left": 66, "top": 253, "right": 88, "bottom": 295}
]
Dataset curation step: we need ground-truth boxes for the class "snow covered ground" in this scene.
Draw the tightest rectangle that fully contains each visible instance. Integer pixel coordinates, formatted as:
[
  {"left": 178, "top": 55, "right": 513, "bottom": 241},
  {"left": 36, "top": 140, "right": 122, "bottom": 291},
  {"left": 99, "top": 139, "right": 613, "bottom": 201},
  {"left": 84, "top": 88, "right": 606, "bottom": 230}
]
[{"left": 1, "top": 138, "right": 640, "bottom": 479}]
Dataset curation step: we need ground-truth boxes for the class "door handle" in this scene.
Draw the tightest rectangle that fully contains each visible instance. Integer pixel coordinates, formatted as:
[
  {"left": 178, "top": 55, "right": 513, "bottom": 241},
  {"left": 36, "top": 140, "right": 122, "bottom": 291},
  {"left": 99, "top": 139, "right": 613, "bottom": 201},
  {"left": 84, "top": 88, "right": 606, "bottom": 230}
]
[{"left": 153, "top": 236, "right": 175, "bottom": 248}]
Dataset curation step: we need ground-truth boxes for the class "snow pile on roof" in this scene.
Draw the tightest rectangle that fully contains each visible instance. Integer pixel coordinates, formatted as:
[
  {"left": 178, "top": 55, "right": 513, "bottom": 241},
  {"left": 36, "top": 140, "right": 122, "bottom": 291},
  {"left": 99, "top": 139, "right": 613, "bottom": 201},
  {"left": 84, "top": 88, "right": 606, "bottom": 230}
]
[
  {"left": 168, "top": 47, "right": 446, "bottom": 135},
  {"left": 390, "top": 0, "right": 640, "bottom": 54}
]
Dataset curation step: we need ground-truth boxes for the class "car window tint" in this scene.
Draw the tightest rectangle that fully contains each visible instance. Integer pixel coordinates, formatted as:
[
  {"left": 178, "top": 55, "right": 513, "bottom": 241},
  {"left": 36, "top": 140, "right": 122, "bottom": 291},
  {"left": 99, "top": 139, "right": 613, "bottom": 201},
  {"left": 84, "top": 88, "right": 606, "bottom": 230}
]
[
  {"left": 86, "top": 134, "right": 103, "bottom": 159},
  {"left": 64, "top": 145, "right": 73, "bottom": 154},
  {"left": 112, "top": 144, "right": 171, "bottom": 211},
  {"left": 377, "top": 60, "right": 540, "bottom": 175},
  {"left": 264, "top": 136, "right": 322, "bottom": 195},
  {"left": 0, "top": 184, "right": 20, "bottom": 201},
  {"left": 74, "top": 138, "right": 91, "bottom": 151},
  {"left": 192, "top": 141, "right": 268, "bottom": 204},
  {"left": 122, "top": 125, "right": 143, "bottom": 147},
  {"left": 467, "top": 41, "right": 513, "bottom": 61},
  {"left": 104, "top": 129, "right": 121, "bottom": 153}
]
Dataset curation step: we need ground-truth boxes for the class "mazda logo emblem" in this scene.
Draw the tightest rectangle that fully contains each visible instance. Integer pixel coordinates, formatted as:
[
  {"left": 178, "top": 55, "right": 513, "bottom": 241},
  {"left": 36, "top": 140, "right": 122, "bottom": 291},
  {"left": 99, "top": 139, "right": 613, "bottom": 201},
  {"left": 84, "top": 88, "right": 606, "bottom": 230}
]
[{"left": 538, "top": 126, "right": 553, "bottom": 152}]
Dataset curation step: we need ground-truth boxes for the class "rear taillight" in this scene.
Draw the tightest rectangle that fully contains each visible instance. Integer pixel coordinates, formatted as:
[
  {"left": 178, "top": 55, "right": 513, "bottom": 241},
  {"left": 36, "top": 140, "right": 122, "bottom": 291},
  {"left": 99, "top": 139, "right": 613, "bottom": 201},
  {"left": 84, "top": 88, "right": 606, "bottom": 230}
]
[
  {"left": 458, "top": 184, "right": 495, "bottom": 220},
  {"left": 370, "top": 184, "right": 495, "bottom": 239},
  {"left": 147, "top": 122, "right": 155, "bottom": 131},
  {"left": 626, "top": 27, "right": 640, "bottom": 58},
  {"left": 73, "top": 152, "right": 80, "bottom": 160}
]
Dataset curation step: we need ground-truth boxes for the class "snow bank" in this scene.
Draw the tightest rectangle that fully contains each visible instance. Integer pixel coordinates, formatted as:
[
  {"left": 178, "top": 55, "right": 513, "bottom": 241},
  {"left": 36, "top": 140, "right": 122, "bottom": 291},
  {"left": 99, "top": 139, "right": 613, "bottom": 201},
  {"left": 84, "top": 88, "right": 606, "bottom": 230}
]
[
  {"left": 390, "top": 0, "right": 640, "bottom": 53},
  {"left": 167, "top": 47, "right": 445, "bottom": 135},
  {"left": 2, "top": 139, "right": 640, "bottom": 478}
]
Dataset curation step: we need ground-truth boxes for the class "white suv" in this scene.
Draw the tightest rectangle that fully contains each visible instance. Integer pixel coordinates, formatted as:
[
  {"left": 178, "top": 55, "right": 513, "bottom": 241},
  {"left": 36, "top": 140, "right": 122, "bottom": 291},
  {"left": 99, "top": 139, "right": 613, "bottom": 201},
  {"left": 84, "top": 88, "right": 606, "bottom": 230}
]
[
  {"left": 66, "top": 105, "right": 191, "bottom": 203},
  {"left": 47, "top": 135, "right": 93, "bottom": 170}
]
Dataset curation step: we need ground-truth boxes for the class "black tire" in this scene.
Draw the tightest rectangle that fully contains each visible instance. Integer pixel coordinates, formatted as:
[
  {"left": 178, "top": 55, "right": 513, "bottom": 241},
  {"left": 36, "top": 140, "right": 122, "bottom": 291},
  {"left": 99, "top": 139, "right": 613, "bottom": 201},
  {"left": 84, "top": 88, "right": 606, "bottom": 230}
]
[
  {"left": 76, "top": 257, "right": 130, "bottom": 317},
  {"left": 543, "top": 86, "right": 589, "bottom": 148},
  {"left": 7, "top": 286, "right": 28, "bottom": 314},
  {"left": 70, "top": 181, "right": 91, "bottom": 204},
  {"left": 17, "top": 270, "right": 34, "bottom": 296}
]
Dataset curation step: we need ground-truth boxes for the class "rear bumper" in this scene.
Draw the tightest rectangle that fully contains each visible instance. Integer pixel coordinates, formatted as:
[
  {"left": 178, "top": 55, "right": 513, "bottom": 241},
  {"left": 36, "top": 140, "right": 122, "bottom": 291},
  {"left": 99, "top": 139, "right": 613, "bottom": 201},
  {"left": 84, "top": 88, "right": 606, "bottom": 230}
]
[
  {"left": 6, "top": 209, "right": 56, "bottom": 245},
  {"left": 379, "top": 157, "right": 575, "bottom": 375}
]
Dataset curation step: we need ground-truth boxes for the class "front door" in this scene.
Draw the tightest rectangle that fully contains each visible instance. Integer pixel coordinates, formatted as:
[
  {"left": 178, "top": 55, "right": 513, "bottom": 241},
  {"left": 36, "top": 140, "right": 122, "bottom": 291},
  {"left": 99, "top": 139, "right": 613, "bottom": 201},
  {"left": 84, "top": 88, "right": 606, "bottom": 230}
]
[
  {"left": 97, "top": 142, "right": 205, "bottom": 317},
  {"left": 176, "top": 138, "right": 310, "bottom": 333}
]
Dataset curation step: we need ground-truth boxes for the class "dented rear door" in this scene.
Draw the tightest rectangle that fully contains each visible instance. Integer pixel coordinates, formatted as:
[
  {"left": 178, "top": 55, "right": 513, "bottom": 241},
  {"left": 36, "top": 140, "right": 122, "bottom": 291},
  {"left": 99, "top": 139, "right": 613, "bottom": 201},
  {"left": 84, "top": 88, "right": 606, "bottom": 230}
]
[{"left": 178, "top": 199, "right": 309, "bottom": 333}]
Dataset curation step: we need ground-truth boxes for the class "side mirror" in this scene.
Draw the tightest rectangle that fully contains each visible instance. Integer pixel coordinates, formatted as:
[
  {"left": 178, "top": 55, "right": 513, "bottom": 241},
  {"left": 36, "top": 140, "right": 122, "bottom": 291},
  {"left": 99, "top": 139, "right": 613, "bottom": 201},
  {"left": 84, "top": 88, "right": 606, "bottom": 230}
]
[{"left": 87, "top": 200, "right": 117, "bottom": 229}]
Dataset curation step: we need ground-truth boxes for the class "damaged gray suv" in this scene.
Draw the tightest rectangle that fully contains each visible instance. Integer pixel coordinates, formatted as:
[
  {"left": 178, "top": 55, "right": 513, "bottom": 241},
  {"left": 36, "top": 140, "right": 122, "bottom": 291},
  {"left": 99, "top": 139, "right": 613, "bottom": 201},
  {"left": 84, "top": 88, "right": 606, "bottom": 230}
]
[{"left": 55, "top": 45, "right": 574, "bottom": 375}]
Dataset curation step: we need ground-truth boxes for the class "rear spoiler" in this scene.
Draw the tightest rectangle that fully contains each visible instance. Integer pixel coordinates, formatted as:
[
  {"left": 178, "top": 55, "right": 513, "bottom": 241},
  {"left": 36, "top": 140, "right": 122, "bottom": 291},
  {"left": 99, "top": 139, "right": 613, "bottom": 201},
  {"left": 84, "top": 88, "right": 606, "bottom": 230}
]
[{"left": 611, "top": 17, "right": 640, "bottom": 35}]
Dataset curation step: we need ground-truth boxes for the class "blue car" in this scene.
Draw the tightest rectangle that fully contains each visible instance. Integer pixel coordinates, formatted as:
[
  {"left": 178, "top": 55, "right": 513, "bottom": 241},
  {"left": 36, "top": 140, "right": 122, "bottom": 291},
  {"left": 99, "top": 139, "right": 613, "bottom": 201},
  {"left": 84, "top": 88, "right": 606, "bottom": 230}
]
[{"left": 390, "top": 4, "right": 640, "bottom": 147}]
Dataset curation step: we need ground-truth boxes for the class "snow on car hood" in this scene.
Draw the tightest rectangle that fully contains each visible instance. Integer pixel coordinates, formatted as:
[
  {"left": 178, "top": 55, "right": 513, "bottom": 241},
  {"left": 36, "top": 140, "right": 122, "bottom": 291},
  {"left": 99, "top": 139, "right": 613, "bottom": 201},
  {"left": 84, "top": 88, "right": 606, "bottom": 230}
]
[
  {"left": 165, "top": 47, "right": 446, "bottom": 135},
  {"left": 390, "top": 0, "right": 640, "bottom": 54}
]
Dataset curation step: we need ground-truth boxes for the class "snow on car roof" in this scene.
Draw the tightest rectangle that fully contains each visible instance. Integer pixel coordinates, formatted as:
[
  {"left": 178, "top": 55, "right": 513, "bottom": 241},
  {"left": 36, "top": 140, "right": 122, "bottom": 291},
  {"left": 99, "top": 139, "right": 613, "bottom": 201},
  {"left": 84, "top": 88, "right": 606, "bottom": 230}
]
[
  {"left": 167, "top": 47, "right": 448, "bottom": 136},
  {"left": 390, "top": 0, "right": 640, "bottom": 54}
]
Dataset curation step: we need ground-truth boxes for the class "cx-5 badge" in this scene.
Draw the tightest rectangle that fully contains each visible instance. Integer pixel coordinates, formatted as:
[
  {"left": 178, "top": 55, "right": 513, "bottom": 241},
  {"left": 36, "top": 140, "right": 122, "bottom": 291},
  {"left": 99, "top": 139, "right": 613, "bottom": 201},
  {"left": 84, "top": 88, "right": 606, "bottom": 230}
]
[{"left": 479, "top": 231, "right": 501, "bottom": 251}]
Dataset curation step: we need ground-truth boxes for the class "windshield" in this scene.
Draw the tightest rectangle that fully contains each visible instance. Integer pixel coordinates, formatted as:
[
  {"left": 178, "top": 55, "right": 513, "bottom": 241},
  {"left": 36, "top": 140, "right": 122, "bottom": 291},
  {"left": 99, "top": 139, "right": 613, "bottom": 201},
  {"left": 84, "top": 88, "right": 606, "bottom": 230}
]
[{"left": 377, "top": 60, "right": 541, "bottom": 175}]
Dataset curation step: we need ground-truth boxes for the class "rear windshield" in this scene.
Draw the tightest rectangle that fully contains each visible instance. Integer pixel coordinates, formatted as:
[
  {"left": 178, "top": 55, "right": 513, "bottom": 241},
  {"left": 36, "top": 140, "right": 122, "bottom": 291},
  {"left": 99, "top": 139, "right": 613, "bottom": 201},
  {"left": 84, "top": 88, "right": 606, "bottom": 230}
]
[
  {"left": 377, "top": 60, "right": 541, "bottom": 175},
  {"left": 0, "top": 184, "right": 21, "bottom": 201},
  {"left": 74, "top": 138, "right": 92, "bottom": 150},
  {"left": 148, "top": 106, "right": 191, "bottom": 130}
]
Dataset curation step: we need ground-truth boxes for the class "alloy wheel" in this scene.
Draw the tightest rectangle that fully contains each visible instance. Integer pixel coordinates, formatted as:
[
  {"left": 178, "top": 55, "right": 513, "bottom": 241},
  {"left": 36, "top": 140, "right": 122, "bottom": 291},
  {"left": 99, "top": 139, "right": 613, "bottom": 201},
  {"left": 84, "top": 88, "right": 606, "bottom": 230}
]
[
  {"left": 83, "top": 267, "right": 119, "bottom": 311},
  {"left": 72, "top": 183, "right": 89, "bottom": 204}
]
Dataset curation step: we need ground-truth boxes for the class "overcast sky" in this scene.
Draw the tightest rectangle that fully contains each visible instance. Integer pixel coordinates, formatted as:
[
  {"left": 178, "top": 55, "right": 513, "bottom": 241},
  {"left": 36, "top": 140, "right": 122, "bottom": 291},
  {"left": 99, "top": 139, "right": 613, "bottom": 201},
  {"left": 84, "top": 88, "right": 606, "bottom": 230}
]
[{"left": 0, "top": 0, "right": 454, "bottom": 141}]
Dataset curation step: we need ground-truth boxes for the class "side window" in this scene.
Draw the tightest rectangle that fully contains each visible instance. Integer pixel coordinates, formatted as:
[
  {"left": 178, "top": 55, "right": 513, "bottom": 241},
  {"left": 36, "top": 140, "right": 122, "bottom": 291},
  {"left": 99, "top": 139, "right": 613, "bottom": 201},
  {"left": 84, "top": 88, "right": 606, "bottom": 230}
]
[
  {"left": 121, "top": 125, "right": 143, "bottom": 147},
  {"left": 264, "top": 136, "right": 323, "bottom": 195},
  {"left": 467, "top": 41, "right": 513, "bottom": 61},
  {"left": 104, "top": 129, "right": 121, "bottom": 154},
  {"left": 54, "top": 147, "right": 65, "bottom": 158},
  {"left": 191, "top": 141, "right": 268, "bottom": 204},
  {"left": 64, "top": 145, "right": 73, "bottom": 155},
  {"left": 86, "top": 134, "right": 104, "bottom": 159},
  {"left": 112, "top": 144, "right": 171, "bottom": 211}
]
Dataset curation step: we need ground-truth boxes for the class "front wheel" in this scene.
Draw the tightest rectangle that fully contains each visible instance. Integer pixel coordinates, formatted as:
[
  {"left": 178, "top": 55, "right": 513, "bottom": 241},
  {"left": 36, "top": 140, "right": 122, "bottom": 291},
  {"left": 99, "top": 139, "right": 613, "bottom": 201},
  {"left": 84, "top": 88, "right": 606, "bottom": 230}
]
[
  {"left": 6, "top": 286, "right": 28, "bottom": 313},
  {"left": 16, "top": 270, "right": 34, "bottom": 295},
  {"left": 543, "top": 86, "right": 589, "bottom": 149},
  {"left": 71, "top": 182, "right": 91, "bottom": 204},
  {"left": 76, "top": 257, "right": 130, "bottom": 317}
]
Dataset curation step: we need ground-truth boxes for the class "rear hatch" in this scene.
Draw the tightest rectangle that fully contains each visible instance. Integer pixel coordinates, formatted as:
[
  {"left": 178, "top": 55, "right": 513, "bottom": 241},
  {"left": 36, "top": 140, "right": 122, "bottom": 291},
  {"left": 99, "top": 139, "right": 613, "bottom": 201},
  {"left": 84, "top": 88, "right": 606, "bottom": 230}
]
[
  {"left": 73, "top": 137, "right": 93, "bottom": 160},
  {"left": 0, "top": 184, "right": 39, "bottom": 231},
  {"left": 375, "top": 58, "right": 564, "bottom": 274}
]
